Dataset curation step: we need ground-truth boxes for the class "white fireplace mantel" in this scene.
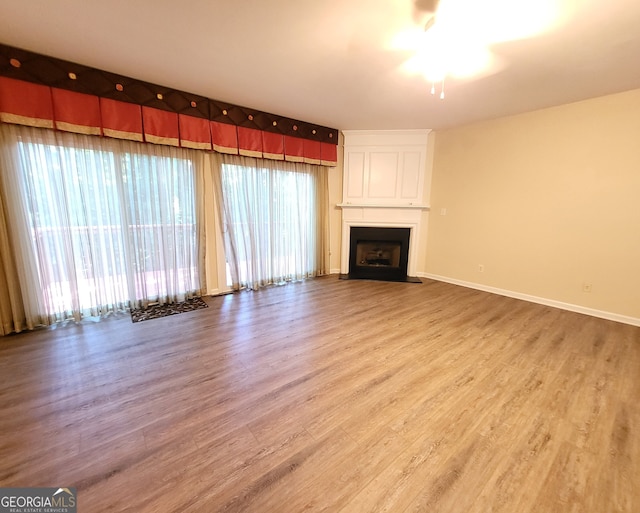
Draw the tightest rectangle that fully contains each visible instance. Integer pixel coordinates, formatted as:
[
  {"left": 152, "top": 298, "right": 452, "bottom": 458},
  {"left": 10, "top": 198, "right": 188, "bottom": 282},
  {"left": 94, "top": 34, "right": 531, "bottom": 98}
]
[
  {"left": 339, "top": 129, "right": 432, "bottom": 277},
  {"left": 337, "top": 203, "right": 430, "bottom": 209}
]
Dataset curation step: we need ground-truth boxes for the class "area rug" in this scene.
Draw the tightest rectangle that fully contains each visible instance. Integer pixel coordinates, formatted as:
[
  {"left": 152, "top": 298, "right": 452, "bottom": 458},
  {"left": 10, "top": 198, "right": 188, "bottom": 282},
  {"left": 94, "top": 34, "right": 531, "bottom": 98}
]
[{"left": 130, "top": 297, "right": 209, "bottom": 323}]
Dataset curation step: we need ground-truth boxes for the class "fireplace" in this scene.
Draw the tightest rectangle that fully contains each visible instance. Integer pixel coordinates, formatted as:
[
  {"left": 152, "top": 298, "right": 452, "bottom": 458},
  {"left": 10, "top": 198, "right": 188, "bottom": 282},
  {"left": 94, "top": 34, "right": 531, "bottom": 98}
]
[
  {"left": 347, "top": 227, "right": 417, "bottom": 282},
  {"left": 338, "top": 129, "right": 431, "bottom": 282}
]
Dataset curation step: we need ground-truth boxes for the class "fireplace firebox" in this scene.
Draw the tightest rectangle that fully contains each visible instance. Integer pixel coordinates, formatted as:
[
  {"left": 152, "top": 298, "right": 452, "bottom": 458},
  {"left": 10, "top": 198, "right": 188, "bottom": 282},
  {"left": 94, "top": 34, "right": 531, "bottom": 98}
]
[{"left": 346, "top": 227, "right": 418, "bottom": 282}]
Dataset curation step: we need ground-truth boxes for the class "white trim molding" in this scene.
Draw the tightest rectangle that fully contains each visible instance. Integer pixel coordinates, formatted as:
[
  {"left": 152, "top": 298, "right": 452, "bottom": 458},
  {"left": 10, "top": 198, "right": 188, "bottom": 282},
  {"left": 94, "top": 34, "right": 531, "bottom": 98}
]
[
  {"left": 338, "top": 203, "right": 429, "bottom": 210},
  {"left": 341, "top": 211, "right": 423, "bottom": 276},
  {"left": 420, "top": 273, "right": 640, "bottom": 327}
]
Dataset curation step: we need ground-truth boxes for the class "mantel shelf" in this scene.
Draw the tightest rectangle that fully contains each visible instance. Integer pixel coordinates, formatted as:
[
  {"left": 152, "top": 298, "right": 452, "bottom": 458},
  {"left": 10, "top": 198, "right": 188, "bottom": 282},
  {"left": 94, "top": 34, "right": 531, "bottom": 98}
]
[{"left": 337, "top": 203, "right": 430, "bottom": 210}]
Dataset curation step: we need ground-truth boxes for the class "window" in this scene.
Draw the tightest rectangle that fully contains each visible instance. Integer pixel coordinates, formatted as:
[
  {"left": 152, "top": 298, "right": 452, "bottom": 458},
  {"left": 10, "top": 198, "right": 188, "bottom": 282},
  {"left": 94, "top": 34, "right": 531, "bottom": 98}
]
[
  {"left": 217, "top": 156, "right": 328, "bottom": 290},
  {"left": 0, "top": 124, "right": 202, "bottom": 324}
]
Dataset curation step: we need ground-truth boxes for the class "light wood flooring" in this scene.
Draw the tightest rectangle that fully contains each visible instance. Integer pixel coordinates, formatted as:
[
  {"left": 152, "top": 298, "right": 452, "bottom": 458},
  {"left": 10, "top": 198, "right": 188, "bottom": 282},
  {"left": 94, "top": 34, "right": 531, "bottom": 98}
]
[{"left": 0, "top": 276, "right": 639, "bottom": 512}]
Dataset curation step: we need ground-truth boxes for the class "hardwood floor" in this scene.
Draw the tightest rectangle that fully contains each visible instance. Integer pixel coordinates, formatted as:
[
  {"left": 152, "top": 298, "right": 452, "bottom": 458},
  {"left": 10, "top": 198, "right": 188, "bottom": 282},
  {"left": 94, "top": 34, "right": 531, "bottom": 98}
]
[{"left": 0, "top": 276, "right": 638, "bottom": 512}]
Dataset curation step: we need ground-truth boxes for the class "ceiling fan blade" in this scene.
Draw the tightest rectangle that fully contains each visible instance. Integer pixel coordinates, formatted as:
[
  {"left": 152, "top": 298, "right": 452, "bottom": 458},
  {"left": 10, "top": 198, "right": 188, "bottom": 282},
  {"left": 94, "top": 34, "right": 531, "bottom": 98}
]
[
  {"left": 413, "top": 0, "right": 440, "bottom": 25},
  {"left": 414, "top": 0, "right": 440, "bottom": 14}
]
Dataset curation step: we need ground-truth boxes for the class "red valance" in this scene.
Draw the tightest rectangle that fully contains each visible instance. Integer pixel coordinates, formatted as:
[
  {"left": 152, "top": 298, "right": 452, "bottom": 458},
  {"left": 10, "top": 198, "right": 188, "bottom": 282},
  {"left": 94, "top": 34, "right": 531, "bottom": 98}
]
[
  {"left": 262, "top": 131, "right": 284, "bottom": 161},
  {"left": 237, "top": 126, "right": 263, "bottom": 158},
  {"left": 53, "top": 88, "right": 102, "bottom": 135},
  {"left": 0, "top": 76, "right": 338, "bottom": 166},
  {"left": 210, "top": 121, "right": 238, "bottom": 155},
  {"left": 284, "top": 135, "right": 304, "bottom": 163},
  {"left": 179, "top": 114, "right": 211, "bottom": 151},
  {"left": 100, "top": 98, "right": 143, "bottom": 142},
  {"left": 142, "top": 106, "right": 179, "bottom": 147},
  {"left": 0, "top": 77, "right": 53, "bottom": 129}
]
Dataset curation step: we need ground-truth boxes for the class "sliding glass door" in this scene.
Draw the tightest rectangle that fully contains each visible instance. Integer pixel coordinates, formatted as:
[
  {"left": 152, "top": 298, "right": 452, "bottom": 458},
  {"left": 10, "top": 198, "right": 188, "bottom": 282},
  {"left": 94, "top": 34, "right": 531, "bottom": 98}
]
[
  {"left": 217, "top": 156, "right": 328, "bottom": 290},
  {"left": 0, "top": 124, "right": 203, "bottom": 327}
]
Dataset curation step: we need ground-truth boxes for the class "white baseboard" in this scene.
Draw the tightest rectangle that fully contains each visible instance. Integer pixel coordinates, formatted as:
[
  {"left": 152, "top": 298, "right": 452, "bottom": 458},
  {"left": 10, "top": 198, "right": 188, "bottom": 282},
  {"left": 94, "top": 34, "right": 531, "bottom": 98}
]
[
  {"left": 419, "top": 273, "right": 640, "bottom": 327},
  {"left": 330, "top": 268, "right": 342, "bottom": 275}
]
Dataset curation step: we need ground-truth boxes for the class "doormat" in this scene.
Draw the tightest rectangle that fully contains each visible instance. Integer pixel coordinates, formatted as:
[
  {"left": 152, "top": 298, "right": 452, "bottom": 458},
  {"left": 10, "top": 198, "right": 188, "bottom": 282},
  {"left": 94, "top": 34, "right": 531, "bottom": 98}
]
[{"left": 130, "top": 297, "right": 209, "bottom": 323}]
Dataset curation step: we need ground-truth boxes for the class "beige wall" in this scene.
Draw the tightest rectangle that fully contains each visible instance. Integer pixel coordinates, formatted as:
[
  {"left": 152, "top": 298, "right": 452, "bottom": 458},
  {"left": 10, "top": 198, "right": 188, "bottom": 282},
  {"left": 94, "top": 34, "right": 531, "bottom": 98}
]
[
  {"left": 425, "top": 88, "right": 640, "bottom": 320},
  {"left": 417, "top": 131, "right": 436, "bottom": 269}
]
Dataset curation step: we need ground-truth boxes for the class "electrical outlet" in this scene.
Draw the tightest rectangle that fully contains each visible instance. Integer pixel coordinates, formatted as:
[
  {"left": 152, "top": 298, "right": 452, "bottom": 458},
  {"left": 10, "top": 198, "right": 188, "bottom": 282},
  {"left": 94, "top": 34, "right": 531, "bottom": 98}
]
[
  {"left": 478, "top": 264, "right": 484, "bottom": 273},
  {"left": 583, "top": 283, "right": 592, "bottom": 293},
  {"left": 440, "top": 208, "right": 447, "bottom": 216}
]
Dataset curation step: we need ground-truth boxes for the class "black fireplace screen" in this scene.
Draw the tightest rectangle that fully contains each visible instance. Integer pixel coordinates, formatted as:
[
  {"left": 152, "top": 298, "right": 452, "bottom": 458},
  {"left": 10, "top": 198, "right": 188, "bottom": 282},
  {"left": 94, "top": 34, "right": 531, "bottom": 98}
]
[
  {"left": 356, "top": 241, "right": 401, "bottom": 268},
  {"left": 349, "top": 227, "right": 410, "bottom": 281}
]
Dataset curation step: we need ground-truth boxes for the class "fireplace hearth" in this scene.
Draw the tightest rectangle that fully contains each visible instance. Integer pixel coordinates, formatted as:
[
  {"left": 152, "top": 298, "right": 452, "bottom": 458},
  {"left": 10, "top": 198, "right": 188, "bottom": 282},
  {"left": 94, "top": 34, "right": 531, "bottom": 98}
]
[{"left": 343, "top": 227, "right": 420, "bottom": 282}]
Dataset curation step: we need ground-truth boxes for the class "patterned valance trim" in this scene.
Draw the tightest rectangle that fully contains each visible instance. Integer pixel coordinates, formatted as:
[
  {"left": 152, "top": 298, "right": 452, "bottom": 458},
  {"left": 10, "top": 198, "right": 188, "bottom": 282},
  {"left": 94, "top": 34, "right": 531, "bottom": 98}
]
[{"left": 0, "top": 44, "right": 338, "bottom": 166}]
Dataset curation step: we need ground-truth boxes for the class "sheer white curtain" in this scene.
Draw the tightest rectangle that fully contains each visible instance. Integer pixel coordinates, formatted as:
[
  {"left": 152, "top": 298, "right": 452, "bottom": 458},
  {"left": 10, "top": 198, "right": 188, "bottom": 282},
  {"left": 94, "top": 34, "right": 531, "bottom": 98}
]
[
  {"left": 0, "top": 180, "right": 25, "bottom": 335},
  {"left": 0, "top": 124, "right": 205, "bottom": 332},
  {"left": 212, "top": 154, "right": 329, "bottom": 291}
]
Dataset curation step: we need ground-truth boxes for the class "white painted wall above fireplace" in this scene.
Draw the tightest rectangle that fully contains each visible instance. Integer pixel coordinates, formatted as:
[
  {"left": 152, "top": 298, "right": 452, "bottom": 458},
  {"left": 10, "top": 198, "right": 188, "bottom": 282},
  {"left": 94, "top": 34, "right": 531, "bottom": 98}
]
[
  {"left": 338, "top": 129, "right": 432, "bottom": 277},
  {"left": 339, "top": 129, "right": 431, "bottom": 208}
]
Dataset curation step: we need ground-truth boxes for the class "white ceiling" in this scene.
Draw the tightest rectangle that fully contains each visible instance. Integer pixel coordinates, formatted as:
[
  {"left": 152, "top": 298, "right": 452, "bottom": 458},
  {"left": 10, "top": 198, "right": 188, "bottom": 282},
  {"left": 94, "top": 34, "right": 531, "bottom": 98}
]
[{"left": 1, "top": 0, "right": 640, "bottom": 130}]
